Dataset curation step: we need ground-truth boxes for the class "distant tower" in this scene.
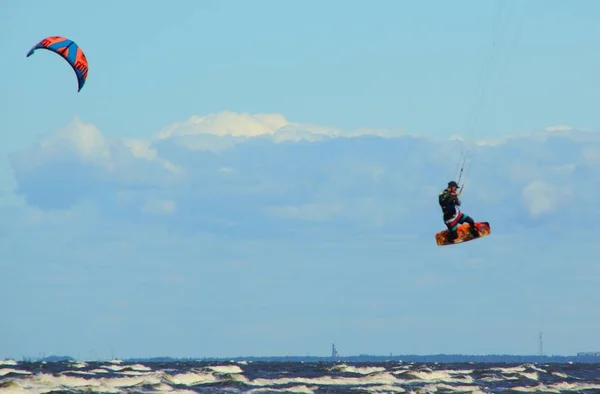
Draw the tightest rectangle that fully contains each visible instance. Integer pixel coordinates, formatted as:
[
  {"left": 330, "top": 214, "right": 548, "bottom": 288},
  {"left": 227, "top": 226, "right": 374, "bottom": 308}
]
[
  {"left": 538, "top": 332, "right": 544, "bottom": 356},
  {"left": 331, "top": 343, "right": 338, "bottom": 358}
]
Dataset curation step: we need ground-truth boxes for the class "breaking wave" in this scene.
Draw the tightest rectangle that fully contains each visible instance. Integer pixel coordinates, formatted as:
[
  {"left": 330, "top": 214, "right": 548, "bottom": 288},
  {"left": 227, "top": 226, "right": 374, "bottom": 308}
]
[{"left": 1, "top": 360, "right": 599, "bottom": 393}]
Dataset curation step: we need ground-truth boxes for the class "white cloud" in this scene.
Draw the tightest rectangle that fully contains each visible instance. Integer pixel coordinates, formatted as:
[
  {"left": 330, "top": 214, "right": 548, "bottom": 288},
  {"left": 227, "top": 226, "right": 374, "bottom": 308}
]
[
  {"left": 40, "top": 117, "right": 112, "bottom": 168},
  {"left": 521, "top": 181, "right": 556, "bottom": 218},
  {"left": 152, "top": 111, "right": 405, "bottom": 150},
  {"left": 10, "top": 117, "right": 186, "bottom": 210},
  {"left": 156, "top": 111, "right": 289, "bottom": 139},
  {"left": 521, "top": 180, "right": 573, "bottom": 219},
  {"left": 545, "top": 125, "right": 573, "bottom": 132},
  {"left": 474, "top": 124, "right": 600, "bottom": 147},
  {"left": 8, "top": 111, "right": 600, "bottom": 235}
]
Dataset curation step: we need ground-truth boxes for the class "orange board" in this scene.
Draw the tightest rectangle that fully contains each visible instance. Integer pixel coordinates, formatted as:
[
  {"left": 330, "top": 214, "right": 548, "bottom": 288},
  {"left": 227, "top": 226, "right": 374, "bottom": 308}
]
[{"left": 435, "top": 221, "right": 491, "bottom": 246}]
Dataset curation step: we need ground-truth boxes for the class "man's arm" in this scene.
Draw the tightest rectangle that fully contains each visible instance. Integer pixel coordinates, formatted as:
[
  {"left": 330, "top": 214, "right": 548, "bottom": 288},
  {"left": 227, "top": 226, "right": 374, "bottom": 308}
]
[
  {"left": 451, "top": 192, "right": 461, "bottom": 206},
  {"left": 439, "top": 192, "right": 447, "bottom": 206}
]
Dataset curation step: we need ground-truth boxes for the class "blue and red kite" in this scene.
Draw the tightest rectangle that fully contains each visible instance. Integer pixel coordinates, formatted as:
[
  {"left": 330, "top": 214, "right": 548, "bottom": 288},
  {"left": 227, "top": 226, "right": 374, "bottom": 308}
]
[{"left": 27, "top": 36, "right": 89, "bottom": 92}]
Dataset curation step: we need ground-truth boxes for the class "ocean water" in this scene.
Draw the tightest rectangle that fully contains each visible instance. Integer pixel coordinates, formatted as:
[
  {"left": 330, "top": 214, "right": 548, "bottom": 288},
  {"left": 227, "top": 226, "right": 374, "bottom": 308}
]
[{"left": 1, "top": 359, "right": 600, "bottom": 393}]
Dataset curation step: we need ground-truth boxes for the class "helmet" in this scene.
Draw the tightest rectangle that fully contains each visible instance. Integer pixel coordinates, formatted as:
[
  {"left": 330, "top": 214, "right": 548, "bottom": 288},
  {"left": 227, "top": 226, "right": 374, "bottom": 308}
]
[{"left": 448, "top": 181, "right": 459, "bottom": 188}]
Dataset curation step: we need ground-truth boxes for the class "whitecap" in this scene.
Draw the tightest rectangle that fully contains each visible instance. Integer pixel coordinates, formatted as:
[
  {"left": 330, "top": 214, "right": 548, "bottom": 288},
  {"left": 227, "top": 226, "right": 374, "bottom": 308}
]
[
  {"left": 207, "top": 365, "right": 243, "bottom": 374},
  {"left": 0, "top": 369, "right": 31, "bottom": 377}
]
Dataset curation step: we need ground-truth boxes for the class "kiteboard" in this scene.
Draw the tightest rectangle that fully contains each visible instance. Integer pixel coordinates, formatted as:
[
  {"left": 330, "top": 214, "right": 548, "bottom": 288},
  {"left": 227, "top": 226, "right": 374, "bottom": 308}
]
[{"left": 435, "top": 221, "right": 490, "bottom": 246}]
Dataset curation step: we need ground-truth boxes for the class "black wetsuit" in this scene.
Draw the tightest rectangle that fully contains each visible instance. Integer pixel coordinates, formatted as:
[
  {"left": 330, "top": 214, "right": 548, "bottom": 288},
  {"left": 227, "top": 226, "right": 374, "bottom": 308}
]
[{"left": 438, "top": 188, "right": 478, "bottom": 242}]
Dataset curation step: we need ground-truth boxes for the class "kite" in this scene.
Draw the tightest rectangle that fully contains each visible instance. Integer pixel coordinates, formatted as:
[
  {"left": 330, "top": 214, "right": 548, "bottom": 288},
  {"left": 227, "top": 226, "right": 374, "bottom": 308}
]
[{"left": 27, "top": 36, "right": 89, "bottom": 92}]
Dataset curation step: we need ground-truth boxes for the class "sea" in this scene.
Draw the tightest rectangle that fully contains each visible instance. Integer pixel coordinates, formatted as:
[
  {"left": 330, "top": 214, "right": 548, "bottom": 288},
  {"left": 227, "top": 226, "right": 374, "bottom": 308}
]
[{"left": 2, "top": 359, "right": 600, "bottom": 393}]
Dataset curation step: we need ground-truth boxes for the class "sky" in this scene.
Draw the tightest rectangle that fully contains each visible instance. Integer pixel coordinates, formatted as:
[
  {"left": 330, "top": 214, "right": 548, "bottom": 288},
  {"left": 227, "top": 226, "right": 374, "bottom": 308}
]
[{"left": 1, "top": 0, "right": 600, "bottom": 360}]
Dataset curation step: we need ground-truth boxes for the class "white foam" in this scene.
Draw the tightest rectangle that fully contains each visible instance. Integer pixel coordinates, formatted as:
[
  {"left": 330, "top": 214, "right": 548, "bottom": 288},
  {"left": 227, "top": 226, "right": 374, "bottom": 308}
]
[
  {"left": 2, "top": 372, "right": 165, "bottom": 394},
  {"left": 528, "top": 365, "right": 548, "bottom": 374},
  {"left": 99, "top": 363, "right": 152, "bottom": 372},
  {"left": 0, "top": 360, "right": 18, "bottom": 366},
  {"left": 0, "top": 381, "right": 23, "bottom": 394},
  {"left": 402, "top": 369, "right": 474, "bottom": 384},
  {"left": 491, "top": 365, "right": 540, "bottom": 381},
  {"left": 332, "top": 364, "right": 387, "bottom": 375},
  {"left": 510, "top": 383, "right": 559, "bottom": 392},
  {"left": 511, "top": 381, "right": 600, "bottom": 393},
  {"left": 552, "top": 382, "right": 600, "bottom": 392},
  {"left": 48, "top": 373, "right": 161, "bottom": 388},
  {"left": 248, "top": 385, "right": 316, "bottom": 394},
  {"left": 418, "top": 383, "right": 487, "bottom": 394},
  {"left": 0, "top": 362, "right": 593, "bottom": 394},
  {"left": 489, "top": 365, "right": 526, "bottom": 374},
  {"left": 60, "top": 370, "right": 96, "bottom": 376},
  {"left": 239, "top": 371, "right": 400, "bottom": 387},
  {"left": 207, "top": 365, "right": 243, "bottom": 374},
  {"left": 90, "top": 369, "right": 109, "bottom": 373},
  {"left": 480, "top": 375, "right": 505, "bottom": 383},
  {"left": 0, "top": 369, "right": 31, "bottom": 377},
  {"left": 356, "top": 384, "right": 407, "bottom": 393},
  {"left": 487, "top": 364, "right": 543, "bottom": 382},
  {"left": 519, "top": 371, "right": 539, "bottom": 381},
  {"left": 115, "top": 370, "right": 156, "bottom": 376},
  {"left": 163, "top": 371, "right": 219, "bottom": 385}
]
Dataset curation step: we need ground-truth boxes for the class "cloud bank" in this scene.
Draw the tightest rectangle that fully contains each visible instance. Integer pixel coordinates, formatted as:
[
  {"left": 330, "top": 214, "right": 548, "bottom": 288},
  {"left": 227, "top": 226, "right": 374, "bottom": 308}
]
[
  {"left": 4, "top": 111, "right": 600, "bottom": 359},
  {"left": 9, "top": 111, "right": 600, "bottom": 238}
]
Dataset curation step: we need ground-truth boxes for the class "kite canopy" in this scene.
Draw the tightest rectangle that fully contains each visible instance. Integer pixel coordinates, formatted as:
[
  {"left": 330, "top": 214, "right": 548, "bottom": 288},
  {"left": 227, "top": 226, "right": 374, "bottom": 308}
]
[{"left": 27, "top": 36, "right": 89, "bottom": 92}]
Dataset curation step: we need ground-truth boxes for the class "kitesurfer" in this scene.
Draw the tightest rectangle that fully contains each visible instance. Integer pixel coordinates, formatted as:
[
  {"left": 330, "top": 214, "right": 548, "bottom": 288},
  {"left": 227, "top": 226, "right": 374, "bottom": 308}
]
[{"left": 439, "top": 181, "right": 479, "bottom": 243}]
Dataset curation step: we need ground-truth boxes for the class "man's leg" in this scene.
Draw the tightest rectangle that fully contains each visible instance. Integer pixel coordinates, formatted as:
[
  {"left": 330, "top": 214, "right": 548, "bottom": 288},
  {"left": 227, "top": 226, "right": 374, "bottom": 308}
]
[
  {"left": 460, "top": 214, "right": 480, "bottom": 237},
  {"left": 444, "top": 212, "right": 461, "bottom": 243},
  {"left": 445, "top": 223, "right": 458, "bottom": 243}
]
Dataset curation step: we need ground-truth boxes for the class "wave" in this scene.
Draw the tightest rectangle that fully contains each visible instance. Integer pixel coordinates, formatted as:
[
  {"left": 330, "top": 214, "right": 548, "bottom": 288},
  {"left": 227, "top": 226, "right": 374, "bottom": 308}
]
[{"left": 1, "top": 361, "right": 599, "bottom": 393}]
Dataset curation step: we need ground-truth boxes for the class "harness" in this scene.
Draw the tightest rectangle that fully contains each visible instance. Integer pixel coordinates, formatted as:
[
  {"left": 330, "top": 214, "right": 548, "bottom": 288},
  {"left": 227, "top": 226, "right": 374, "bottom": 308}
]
[{"left": 444, "top": 210, "right": 464, "bottom": 227}]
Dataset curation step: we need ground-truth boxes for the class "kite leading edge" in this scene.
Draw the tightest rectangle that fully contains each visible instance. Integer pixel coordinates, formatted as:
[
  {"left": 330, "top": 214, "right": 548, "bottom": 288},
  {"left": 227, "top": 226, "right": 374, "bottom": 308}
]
[{"left": 26, "top": 36, "right": 89, "bottom": 92}]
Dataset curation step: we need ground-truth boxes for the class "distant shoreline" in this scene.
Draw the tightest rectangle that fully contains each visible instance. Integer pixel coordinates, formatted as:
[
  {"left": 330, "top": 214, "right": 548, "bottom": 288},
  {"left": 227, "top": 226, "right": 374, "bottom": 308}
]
[{"left": 13, "top": 353, "right": 600, "bottom": 364}]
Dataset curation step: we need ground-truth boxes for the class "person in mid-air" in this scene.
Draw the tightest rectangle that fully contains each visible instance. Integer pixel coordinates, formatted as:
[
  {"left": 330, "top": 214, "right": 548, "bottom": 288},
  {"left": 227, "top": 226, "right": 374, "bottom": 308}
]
[{"left": 439, "top": 181, "right": 479, "bottom": 243}]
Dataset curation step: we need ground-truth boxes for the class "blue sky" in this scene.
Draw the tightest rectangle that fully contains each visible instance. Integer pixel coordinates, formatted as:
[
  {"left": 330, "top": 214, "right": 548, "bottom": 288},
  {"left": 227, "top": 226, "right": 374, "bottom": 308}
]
[{"left": 2, "top": 0, "right": 600, "bottom": 360}]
